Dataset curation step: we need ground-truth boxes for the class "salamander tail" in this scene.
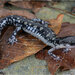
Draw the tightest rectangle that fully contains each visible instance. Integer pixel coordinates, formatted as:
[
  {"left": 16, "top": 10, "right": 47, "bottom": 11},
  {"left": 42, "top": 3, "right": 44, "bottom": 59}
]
[{"left": 56, "top": 36, "right": 75, "bottom": 45}]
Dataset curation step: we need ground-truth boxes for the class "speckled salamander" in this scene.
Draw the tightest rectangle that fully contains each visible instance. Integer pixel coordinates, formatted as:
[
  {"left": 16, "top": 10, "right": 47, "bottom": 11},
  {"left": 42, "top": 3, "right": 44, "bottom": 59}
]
[{"left": 0, "top": 15, "right": 75, "bottom": 61}]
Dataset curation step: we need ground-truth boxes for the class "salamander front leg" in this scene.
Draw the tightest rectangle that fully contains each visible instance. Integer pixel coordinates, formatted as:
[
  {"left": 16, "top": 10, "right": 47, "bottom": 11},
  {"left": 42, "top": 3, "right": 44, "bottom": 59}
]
[
  {"left": 32, "top": 18, "right": 49, "bottom": 27},
  {"left": 8, "top": 26, "right": 21, "bottom": 45}
]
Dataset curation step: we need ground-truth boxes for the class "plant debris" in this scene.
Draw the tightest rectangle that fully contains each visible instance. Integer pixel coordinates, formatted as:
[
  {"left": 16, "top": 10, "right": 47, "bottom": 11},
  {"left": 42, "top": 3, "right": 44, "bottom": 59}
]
[
  {"left": 47, "top": 14, "right": 64, "bottom": 34},
  {"left": 0, "top": 27, "right": 46, "bottom": 69}
]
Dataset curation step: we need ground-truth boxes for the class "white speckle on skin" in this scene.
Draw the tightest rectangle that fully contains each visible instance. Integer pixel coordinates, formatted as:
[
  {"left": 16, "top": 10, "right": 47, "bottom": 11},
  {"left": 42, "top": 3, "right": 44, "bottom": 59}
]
[
  {"left": 46, "top": 33, "right": 50, "bottom": 37},
  {"left": 40, "top": 27, "right": 43, "bottom": 31},
  {"left": 30, "top": 21, "right": 33, "bottom": 22},
  {"left": 52, "top": 38, "right": 55, "bottom": 40},
  {"left": 27, "top": 26, "right": 30, "bottom": 29},
  {"left": 24, "top": 22, "right": 27, "bottom": 25},
  {"left": 13, "top": 19, "right": 15, "bottom": 21},
  {"left": 43, "top": 31, "right": 45, "bottom": 33},
  {"left": 17, "top": 17, "right": 20, "bottom": 20},
  {"left": 30, "top": 27, "right": 33, "bottom": 31},
  {"left": 13, "top": 32, "right": 16, "bottom": 35},
  {"left": 32, "top": 27, "right": 36, "bottom": 32},
  {"left": 3, "top": 20, "right": 6, "bottom": 24},
  {"left": 41, "top": 21, "right": 44, "bottom": 24},
  {"left": 29, "top": 23, "right": 32, "bottom": 26},
  {"left": 37, "top": 33, "right": 41, "bottom": 36},
  {"left": 52, "top": 32, "right": 55, "bottom": 35},
  {"left": 32, "top": 29, "right": 35, "bottom": 32},
  {"left": 16, "top": 27, "right": 21, "bottom": 31},
  {"left": 34, "top": 25, "right": 37, "bottom": 28},
  {"left": 1, "top": 20, "right": 6, "bottom": 27},
  {"left": 18, "top": 20, "right": 21, "bottom": 23}
]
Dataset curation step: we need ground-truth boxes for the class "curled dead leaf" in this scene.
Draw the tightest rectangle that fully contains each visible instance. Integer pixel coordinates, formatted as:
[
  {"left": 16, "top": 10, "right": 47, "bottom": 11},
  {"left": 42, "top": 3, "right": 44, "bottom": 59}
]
[
  {"left": 58, "top": 22, "right": 75, "bottom": 37},
  {"left": 47, "top": 14, "right": 64, "bottom": 34},
  {"left": 0, "top": 27, "right": 46, "bottom": 69}
]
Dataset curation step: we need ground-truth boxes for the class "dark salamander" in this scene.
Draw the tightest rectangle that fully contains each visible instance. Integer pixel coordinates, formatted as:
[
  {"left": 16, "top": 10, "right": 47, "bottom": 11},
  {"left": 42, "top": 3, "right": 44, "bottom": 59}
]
[{"left": 0, "top": 15, "right": 75, "bottom": 61}]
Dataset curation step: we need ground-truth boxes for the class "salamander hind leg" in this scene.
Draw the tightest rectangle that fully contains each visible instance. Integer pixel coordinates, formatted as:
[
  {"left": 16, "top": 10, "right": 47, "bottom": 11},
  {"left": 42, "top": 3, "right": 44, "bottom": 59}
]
[
  {"left": 8, "top": 26, "right": 21, "bottom": 45},
  {"left": 48, "top": 44, "right": 73, "bottom": 61},
  {"left": 48, "top": 44, "right": 66, "bottom": 61},
  {"left": 48, "top": 47, "right": 62, "bottom": 61}
]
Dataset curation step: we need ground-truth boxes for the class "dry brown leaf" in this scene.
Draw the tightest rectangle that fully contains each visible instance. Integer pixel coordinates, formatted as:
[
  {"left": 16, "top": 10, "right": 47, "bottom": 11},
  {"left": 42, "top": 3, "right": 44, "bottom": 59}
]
[
  {"left": 58, "top": 22, "right": 75, "bottom": 37},
  {"left": 0, "top": 8, "right": 36, "bottom": 19},
  {"left": 30, "top": 1, "right": 46, "bottom": 13},
  {"left": 8, "top": 1, "right": 46, "bottom": 13},
  {"left": 9, "top": 1, "right": 33, "bottom": 9},
  {"left": 47, "top": 14, "right": 64, "bottom": 34},
  {"left": 0, "top": 27, "right": 46, "bottom": 69},
  {"left": 36, "top": 22, "right": 75, "bottom": 75}
]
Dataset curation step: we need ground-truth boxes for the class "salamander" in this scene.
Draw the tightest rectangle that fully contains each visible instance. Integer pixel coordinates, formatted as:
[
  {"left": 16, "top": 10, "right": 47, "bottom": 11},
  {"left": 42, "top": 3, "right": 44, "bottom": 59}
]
[{"left": 0, "top": 15, "right": 75, "bottom": 61}]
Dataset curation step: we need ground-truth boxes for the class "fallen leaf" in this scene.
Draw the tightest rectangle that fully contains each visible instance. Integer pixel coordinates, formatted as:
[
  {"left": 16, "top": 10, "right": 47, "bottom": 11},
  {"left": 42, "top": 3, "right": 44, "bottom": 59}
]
[
  {"left": 2, "top": 0, "right": 46, "bottom": 13},
  {"left": 9, "top": 1, "right": 33, "bottom": 9},
  {"left": 58, "top": 22, "right": 75, "bottom": 37},
  {"left": 47, "top": 14, "right": 64, "bottom": 34},
  {"left": 0, "top": 27, "right": 46, "bottom": 69},
  {"left": 30, "top": 1, "right": 46, "bottom": 13},
  {"left": 35, "top": 22, "right": 75, "bottom": 75},
  {"left": 12, "top": 1, "right": 46, "bottom": 8},
  {"left": 0, "top": 8, "right": 36, "bottom": 19}
]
